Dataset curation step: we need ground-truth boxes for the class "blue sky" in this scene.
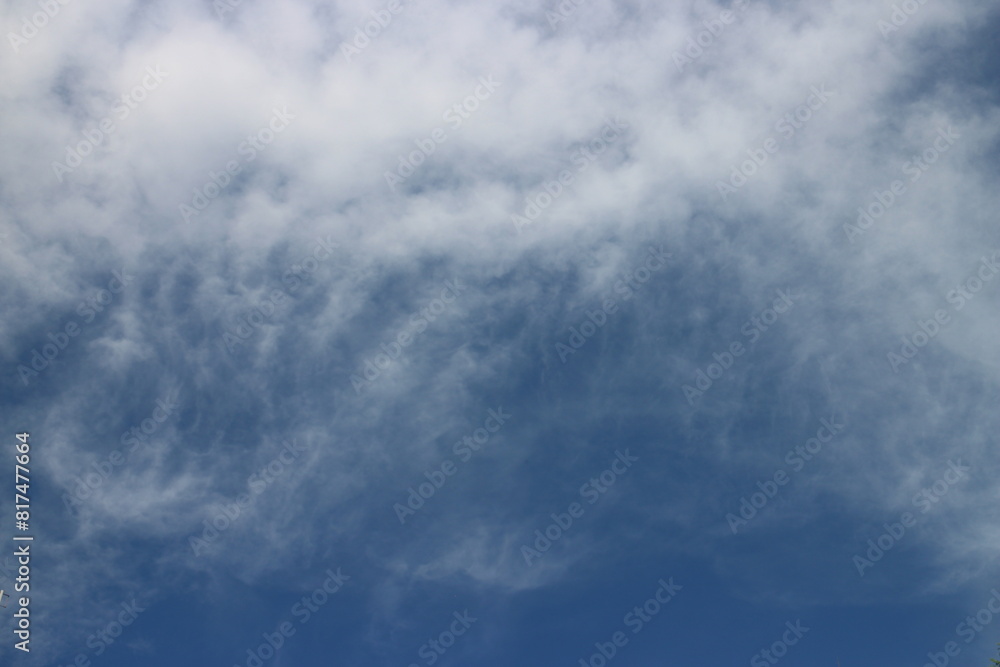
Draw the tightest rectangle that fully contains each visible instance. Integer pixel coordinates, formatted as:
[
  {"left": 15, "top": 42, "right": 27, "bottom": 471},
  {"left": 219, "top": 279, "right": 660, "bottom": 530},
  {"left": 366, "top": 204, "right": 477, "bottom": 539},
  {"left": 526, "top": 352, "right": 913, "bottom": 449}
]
[{"left": 1, "top": 0, "right": 1000, "bottom": 666}]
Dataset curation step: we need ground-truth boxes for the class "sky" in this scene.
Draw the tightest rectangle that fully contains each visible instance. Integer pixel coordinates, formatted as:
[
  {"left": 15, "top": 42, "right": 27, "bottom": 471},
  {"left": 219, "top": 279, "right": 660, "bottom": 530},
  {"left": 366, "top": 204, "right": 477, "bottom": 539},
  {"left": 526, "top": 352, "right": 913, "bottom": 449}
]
[{"left": 1, "top": 0, "right": 999, "bottom": 665}]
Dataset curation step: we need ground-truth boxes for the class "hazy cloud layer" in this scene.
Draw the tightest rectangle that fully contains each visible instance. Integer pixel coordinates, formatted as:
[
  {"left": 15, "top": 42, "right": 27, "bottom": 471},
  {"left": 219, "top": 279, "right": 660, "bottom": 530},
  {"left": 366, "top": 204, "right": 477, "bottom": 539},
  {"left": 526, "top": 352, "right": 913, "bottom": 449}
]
[{"left": 1, "top": 0, "right": 999, "bottom": 665}]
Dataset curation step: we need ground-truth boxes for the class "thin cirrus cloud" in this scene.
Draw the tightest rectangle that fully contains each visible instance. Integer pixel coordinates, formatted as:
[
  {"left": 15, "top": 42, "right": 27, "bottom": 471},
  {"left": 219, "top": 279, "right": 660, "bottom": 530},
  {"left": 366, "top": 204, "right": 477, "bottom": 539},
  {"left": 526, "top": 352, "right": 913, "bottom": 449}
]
[{"left": 1, "top": 0, "right": 999, "bottom": 665}]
